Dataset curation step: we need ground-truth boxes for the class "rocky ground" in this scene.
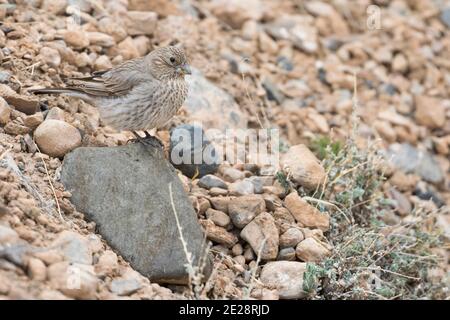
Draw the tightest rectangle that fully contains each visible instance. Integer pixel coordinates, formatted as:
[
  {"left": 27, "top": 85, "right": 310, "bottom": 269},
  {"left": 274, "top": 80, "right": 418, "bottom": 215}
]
[{"left": 0, "top": 0, "right": 449, "bottom": 300}]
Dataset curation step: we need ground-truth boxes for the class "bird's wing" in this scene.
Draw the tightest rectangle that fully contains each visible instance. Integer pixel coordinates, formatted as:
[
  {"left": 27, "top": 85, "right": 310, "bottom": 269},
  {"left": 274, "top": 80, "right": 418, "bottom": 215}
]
[{"left": 65, "top": 58, "right": 152, "bottom": 98}]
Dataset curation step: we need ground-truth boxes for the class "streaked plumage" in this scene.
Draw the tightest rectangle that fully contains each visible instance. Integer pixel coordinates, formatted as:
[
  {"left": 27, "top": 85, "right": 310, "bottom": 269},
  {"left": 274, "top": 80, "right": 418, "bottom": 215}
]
[{"left": 31, "top": 45, "right": 191, "bottom": 133}]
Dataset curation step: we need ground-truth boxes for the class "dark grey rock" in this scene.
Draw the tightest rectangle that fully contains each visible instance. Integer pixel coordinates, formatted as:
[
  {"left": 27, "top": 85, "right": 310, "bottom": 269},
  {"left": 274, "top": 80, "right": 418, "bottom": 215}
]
[
  {"left": 386, "top": 143, "right": 444, "bottom": 184},
  {"left": 440, "top": 8, "right": 450, "bottom": 28},
  {"left": 198, "top": 174, "right": 227, "bottom": 190},
  {"left": 262, "top": 78, "right": 285, "bottom": 104},
  {"left": 169, "top": 124, "right": 219, "bottom": 178},
  {"left": 60, "top": 143, "right": 209, "bottom": 284}
]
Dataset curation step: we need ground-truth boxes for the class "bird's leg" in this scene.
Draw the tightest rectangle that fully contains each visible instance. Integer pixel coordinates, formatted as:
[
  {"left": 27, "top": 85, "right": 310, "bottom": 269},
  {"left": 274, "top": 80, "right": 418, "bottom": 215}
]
[
  {"left": 142, "top": 130, "right": 164, "bottom": 149},
  {"left": 128, "top": 131, "right": 163, "bottom": 149}
]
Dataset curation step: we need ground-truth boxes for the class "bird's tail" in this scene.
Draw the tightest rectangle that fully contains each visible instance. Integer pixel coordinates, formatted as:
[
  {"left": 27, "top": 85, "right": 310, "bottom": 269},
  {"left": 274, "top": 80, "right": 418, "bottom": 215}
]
[
  {"left": 29, "top": 88, "right": 76, "bottom": 95},
  {"left": 29, "top": 87, "right": 95, "bottom": 104}
]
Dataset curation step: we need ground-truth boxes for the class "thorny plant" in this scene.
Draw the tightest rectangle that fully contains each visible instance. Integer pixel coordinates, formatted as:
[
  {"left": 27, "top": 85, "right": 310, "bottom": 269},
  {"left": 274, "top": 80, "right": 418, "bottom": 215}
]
[{"left": 301, "top": 136, "right": 448, "bottom": 300}]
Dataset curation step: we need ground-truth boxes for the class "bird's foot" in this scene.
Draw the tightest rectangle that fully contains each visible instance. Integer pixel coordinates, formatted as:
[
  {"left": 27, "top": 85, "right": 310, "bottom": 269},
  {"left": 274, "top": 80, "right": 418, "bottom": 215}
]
[{"left": 130, "top": 131, "right": 164, "bottom": 149}]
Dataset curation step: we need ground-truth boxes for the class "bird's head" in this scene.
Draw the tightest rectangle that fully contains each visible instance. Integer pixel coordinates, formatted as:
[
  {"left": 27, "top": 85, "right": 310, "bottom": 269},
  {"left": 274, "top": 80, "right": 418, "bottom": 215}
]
[{"left": 147, "top": 44, "right": 192, "bottom": 81}]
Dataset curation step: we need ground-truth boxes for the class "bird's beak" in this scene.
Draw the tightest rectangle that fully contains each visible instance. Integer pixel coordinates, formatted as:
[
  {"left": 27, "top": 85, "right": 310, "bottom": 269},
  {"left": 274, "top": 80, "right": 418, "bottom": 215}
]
[{"left": 180, "top": 63, "right": 192, "bottom": 75}]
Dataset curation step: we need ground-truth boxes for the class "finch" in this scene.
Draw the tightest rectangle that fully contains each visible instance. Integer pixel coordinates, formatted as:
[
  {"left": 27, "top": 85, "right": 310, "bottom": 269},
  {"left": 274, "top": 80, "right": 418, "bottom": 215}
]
[{"left": 31, "top": 45, "right": 192, "bottom": 147}]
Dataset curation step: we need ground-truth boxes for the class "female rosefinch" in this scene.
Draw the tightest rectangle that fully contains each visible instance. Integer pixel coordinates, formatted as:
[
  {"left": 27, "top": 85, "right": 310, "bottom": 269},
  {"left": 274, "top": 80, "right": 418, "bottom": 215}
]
[{"left": 31, "top": 45, "right": 191, "bottom": 147}]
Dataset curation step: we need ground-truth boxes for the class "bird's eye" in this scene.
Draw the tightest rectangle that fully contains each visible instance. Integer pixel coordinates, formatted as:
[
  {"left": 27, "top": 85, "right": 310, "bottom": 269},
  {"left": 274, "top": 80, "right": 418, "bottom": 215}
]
[{"left": 170, "top": 57, "right": 176, "bottom": 64}]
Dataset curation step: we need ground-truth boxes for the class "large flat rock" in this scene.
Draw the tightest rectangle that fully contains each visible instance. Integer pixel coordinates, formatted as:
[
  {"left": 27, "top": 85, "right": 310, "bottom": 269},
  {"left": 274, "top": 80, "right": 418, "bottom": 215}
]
[{"left": 60, "top": 144, "right": 208, "bottom": 284}]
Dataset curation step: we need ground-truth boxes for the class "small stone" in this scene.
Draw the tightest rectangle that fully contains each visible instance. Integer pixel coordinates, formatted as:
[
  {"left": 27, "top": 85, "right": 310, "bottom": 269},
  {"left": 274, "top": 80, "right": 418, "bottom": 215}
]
[
  {"left": 4, "top": 122, "right": 31, "bottom": 135},
  {"left": 39, "top": 47, "right": 61, "bottom": 68},
  {"left": 243, "top": 247, "right": 255, "bottom": 262},
  {"left": 64, "top": 30, "right": 89, "bottom": 49},
  {"left": 0, "top": 225, "right": 19, "bottom": 244},
  {"left": 229, "top": 179, "right": 255, "bottom": 196},
  {"left": 96, "top": 250, "right": 119, "bottom": 275},
  {"left": 231, "top": 243, "right": 243, "bottom": 256},
  {"left": 222, "top": 167, "right": 245, "bottom": 182},
  {"left": 295, "top": 238, "right": 330, "bottom": 262},
  {"left": 210, "top": 0, "right": 263, "bottom": 29},
  {"left": 284, "top": 192, "right": 329, "bottom": 231},
  {"left": 41, "top": 0, "right": 67, "bottom": 15},
  {"left": 240, "top": 212, "right": 279, "bottom": 260},
  {"left": 46, "top": 107, "right": 65, "bottom": 121},
  {"left": 279, "top": 228, "right": 304, "bottom": 248},
  {"left": 440, "top": 7, "right": 450, "bottom": 28},
  {"left": 259, "top": 32, "right": 278, "bottom": 54},
  {"left": 34, "top": 120, "right": 82, "bottom": 158},
  {"left": 281, "top": 144, "right": 326, "bottom": 190},
  {"left": 277, "top": 247, "right": 296, "bottom": 261},
  {"left": 415, "top": 95, "right": 446, "bottom": 129},
  {"left": 205, "top": 208, "right": 230, "bottom": 228},
  {"left": 248, "top": 176, "right": 268, "bottom": 194},
  {"left": 1, "top": 84, "right": 39, "bottom": 115},
  {"left": 0, "top": 97, "right": 11, "bottom": 125},
  {"left": 86, "top": 32, "right": 115, "bottom": 48},
  {"left": 387, "top": 188, "right": 412, "bottom": 217},
  {"left": 27, "top": 257, "right": 47, "bottom": 281},
  {"left": 132, "top": 35, "right": 151, "bottom": 56},
  {"left": 51, "top": 230, "right": 92, "bottom": 265},
  {"left": 24, "top": 113, "right": 43, "bottom": 130},
  {"left": 125, "top": 11, "right": 158, "bottom": 36},
  {"left": 228, "top": 195, "right": 265, "bottom": 228},
  {"left": 110, "top": 278, "right": 142, "bottom": 296},
  {"left": 209, "top": 187, "right": 228, "bottom": 196},
  {"left": 392, "top": 53, "right": 408, "bottom": 73},
  {"left": 198, "top": 175, "right": 228, "bottom": 189},
  {"left": 387, "top": 143, "right": 444, "bottom": 184},
  {"left": 209, "top": 197, "right": 232, "bottom": 213},
  {"left": 94, "top": 55, "right": 112, "bottom": 71},
  {"left": 260, "top": 261, "right": 307, "bottom": 299},
  {"left": 48, "top": 261, "right": 98, "bottom": 300},
  {"left": 32, "top": 250, "right": 64, "bottom": 265},
  {"left": 0, "top": 71, "right": 11, "bottom": 84},
  {"left": 200, "top": 219, "right": 238, "bottom": 248}
]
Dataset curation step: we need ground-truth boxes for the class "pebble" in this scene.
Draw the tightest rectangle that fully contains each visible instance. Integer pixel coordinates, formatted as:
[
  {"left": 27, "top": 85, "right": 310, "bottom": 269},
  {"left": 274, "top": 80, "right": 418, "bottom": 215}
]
[
  {"left": 205, "top": 208, "right": 231, "bottom": 228},
  {"left": 39, "top": 47, "right": 61, "bottom": 68},
  {"left": 229, "top": 179, "right": 255, "bottom": 196},
  {"left": 222, "top": 167, "right": 245, "bottom": 182},
  {"left": 125, "top": 11, "right": 158, "bottom": 36},
  {"left": 47, "top": 261, "right": 98, "bottom": 300},
  {"left": 96, "top": 250, "right": 119, "bottom": 275},
  {"left": 64, "top": 30, "right": 89, "bottom": 49},
  {"left": 0, "top": 97, "right": 11, "bottom": 125},
  {"left": 240, "top": 212, "right": 279, "bottom": 260},
  {"left": 200, "top": 219, "right": 238, "bottom": 248},
  {"left": 51, "top": 230, "right": 92, "bottom": 265},
  {"left": 276, "top": 247, "right": 296, "bottom": 261},
  {"left": 228, "top": 195, "right": 266, "bottom": 228},
  {"left": 198, "top": 175, "right": 228, "bottom": 190},
  {"left": 0, "top": 224, "right": 19, "bottom": 244},
  {"left": 260, "top": 261, "right": 307, "bottom": 299},
  {"left": 110, "top": 278, "right": 142, "bottom": 296},
  {"left": 86, "top": 32, "right": 115, "bottom": 48},
  {"left": 279, "top": 228, "right": 304, "bottom": 248},
  {"left": 284, "top": 192, "right": 330, "bottom": 231},
  {"left": 281, "top": 144, "right": 326, "bottom": 190},
  {"left": 295, "top": 238, "right": 331, "bottom": 262},
  {"left": 34, "top": 120, "right": 82, "bottom": 158},
  {"left": 27, "top": 257, "right": 47, "bottom": 281},
  {"left": 415, "top": 95, "right": 446, "bottom": 129}
]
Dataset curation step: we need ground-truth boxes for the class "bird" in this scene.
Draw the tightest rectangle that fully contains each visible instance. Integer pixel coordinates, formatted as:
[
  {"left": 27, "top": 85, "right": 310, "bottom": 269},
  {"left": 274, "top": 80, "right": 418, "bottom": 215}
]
[{"left": 30, "top": 44, "right": 192, "bottom": 148}]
